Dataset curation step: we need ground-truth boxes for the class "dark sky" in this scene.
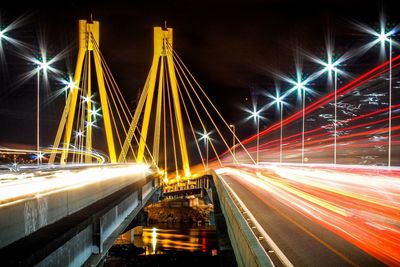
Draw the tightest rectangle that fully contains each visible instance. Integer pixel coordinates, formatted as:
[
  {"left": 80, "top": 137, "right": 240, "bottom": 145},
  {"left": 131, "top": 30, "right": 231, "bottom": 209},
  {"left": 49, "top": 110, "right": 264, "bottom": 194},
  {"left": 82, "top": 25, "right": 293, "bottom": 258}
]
[{"left": 0, "top": 0, "right": 399, "bottom": 152}]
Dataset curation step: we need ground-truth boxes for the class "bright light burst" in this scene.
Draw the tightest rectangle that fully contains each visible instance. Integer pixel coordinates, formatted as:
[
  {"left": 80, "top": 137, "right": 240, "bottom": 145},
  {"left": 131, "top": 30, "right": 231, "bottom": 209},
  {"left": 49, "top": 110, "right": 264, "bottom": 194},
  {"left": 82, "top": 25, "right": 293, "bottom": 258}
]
[
  {"left": 81, "top": 94, "right": 94, "bottom": 103},
  {"left": 74, "top": 130, "right": 84, "bottom": 138},
  {"left": 353, "top": 13, "right": 399, "bottom": 59},
  {"left": 198, "top": 130, "right": 213, "bottom": 143},
  {"left": 60, "top": 76, "right": 79, "bottom": 92},
  {"left": 0, "top": 14, "right": 32, "bottom": 69},
  {"left": 35, "top": 152, "right": 45, "bottom": 160},
  {"left": 32, "top": 55, "right": 57, "bottom": 75},
  {"left": 270, "top": 90, "right": 286, "bottom": 109},
  {"left": 90, "top": 106, "right": 102, "bottom": 119},
  {"left": 274, "top": 64, "right": 316, "bottom": 100},
  {"left": 85, "top": 121, "right": 96, "bottom": 128},
  {"left": 305, "top": 36, "right": 349, "bottom": 84}
]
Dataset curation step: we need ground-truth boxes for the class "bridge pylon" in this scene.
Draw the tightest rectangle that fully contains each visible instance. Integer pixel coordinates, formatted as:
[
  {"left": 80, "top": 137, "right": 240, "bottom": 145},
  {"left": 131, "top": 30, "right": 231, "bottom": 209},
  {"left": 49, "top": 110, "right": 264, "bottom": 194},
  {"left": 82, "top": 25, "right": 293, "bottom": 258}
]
[
  {"left": 49, "top": 20, "right": 117, "bottom": 164},
  {"left": 120, "top": 26, "right": 191, "bottom": 178}
]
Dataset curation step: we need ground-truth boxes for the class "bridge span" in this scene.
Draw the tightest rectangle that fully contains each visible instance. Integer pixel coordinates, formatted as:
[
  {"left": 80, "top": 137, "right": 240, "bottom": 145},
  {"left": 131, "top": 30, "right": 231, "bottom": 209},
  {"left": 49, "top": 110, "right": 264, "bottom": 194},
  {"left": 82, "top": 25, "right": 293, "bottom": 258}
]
[{"left": 0, "top": 164, "right": 159, "bottom": 266}]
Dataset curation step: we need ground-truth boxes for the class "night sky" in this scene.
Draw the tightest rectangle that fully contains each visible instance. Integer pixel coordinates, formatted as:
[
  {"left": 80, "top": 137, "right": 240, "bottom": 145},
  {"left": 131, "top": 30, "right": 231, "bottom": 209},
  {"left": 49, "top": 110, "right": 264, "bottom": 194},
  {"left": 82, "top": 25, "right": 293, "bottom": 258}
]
[{"left": 0, "top": 0, "right": 399, "bottom": 153}]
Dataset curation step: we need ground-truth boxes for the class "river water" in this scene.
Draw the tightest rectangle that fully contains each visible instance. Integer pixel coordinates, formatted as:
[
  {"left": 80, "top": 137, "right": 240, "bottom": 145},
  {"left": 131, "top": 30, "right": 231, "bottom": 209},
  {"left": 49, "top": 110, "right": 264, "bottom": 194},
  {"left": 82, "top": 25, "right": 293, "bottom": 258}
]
[{"left": 105, "top": 223, "right": 219, "bottom": 266}]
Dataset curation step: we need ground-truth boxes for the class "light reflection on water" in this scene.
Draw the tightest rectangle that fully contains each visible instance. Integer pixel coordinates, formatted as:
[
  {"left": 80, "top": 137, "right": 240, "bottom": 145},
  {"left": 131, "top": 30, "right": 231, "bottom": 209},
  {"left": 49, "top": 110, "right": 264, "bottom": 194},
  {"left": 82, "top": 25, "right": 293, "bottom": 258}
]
[{"left": 115, "top": 224, "right": 218, "bottom": 255}]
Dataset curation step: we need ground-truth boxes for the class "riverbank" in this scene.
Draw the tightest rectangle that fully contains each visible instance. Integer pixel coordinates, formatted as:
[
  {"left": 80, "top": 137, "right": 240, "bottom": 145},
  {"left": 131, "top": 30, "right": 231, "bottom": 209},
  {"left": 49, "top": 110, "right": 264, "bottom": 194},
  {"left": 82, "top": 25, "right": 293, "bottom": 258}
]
[{"left": 145, "top": 197, "right": 214, "bottom": 224}]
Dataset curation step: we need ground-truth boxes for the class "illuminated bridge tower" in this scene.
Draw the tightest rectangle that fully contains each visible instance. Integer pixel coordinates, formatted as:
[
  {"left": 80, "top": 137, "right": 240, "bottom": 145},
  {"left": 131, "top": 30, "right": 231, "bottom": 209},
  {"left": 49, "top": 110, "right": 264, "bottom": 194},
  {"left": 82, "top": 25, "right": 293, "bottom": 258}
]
[
  {"left": 120, "top": 27, "right": 191, "bottom": 178},
  {"left": 49, "top": 20, "right": 116, "bottom": 164}
]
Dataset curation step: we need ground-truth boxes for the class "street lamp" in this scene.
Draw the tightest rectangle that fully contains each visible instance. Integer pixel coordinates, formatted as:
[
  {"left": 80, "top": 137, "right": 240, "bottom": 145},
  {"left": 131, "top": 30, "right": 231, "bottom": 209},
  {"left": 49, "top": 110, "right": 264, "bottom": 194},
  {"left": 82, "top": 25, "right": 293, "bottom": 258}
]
[
  {"left": 199, "top": 131, "right": 211, "bottom": 169},
  {"left": 366, "top": 23, "right": 395, "bottom": 168},
  {"left": 373, "top": 32, "right": 394, "bottom": 168},
  {"left": 295, "top": 79, "right": 308, "bottom": 164},
  {"left": 270, "top": 93, "right": 285, "bottom": 164},
  {"left": 35, "top": 57, "right": 50, "bottom": 165},
  {"left": 229, "top": 124, "right": 236, "bottom": 163},
  {"left": 355, "top": 17, "right": 397, "bottom": 168},
  {"left": 388, "top": 37, "right": 392, "bottom": 169},
  {"left": 319, "top": 56, "right": 340, "bottom": 166},
  {"left": 61, "top": 76, "right": 77, "bottom": 103},
  {"left": 248, "top": 109, "right": 261, "bottom": 165}
]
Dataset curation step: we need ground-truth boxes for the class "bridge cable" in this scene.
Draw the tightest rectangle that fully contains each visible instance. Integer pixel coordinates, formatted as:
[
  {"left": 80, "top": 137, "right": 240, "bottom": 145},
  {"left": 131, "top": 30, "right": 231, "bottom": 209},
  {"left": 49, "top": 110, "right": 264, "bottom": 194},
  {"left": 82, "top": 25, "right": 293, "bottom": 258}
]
[
  {"left": 72, "top": 50, "right": 88, "bottom": 163},
  {"left": 174, "top": 64, "right": 223, "bottom": 168},
  {"left": 92, "top": 38, "right": 158, "bottom": 165},
  {"left": 168, "top": 42, "right": 254, "bottom": 164},
  {"left": 172, "top": 56, "right": 223, "bottom": 168},
  {"left": 163, "top": 63, "right": 168, "bottom": 181},
  {"left": 168, "top": 44, "right": 240, "bottom": 165},
  {"left": 95, "top": 46, "right": 134, "bottom": 162},
  {"left": 91, "top": 39, "right": 137, "bottom": 161},
  {"left": 165, "top": 60, "right": 180, "bottom": 177},
  {"left": 175, "top": 76, "right": 207, "bottom": 170}
]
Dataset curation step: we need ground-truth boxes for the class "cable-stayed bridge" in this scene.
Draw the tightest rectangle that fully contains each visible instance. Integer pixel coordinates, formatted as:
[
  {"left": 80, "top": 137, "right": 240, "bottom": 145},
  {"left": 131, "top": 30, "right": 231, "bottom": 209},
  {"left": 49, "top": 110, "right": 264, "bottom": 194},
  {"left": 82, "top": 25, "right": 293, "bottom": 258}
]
[{"left": 0, "top": 19, "right": 399, "bottom": 266}]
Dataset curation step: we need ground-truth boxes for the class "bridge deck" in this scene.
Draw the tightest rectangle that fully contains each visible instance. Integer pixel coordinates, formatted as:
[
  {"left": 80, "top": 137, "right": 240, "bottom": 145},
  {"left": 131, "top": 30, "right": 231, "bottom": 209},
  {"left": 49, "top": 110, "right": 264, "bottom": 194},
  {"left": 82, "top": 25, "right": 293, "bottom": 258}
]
[{"left": 217, "top": 165, "right": 389, "bottom": 266}]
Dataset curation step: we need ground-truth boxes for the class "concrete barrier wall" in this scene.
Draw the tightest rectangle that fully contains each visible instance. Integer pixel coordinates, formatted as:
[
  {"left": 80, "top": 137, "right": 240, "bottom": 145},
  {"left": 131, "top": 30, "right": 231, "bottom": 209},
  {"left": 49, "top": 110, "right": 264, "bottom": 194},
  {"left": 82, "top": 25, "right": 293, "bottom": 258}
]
[
  {"left": 142, "top": 180, "right": 153, "bottom": 201},
  {"left": 36, "top": 225, "right": 93, "bottom": 267},
  {"left": 212, "top": 173, "right": 273, "bottom": 267},
  {"left": 0, "top": 172, "right": 147, "bottom": 249},
  {"left": 101, "top": 191, "right": 139, "bottom": 247}
]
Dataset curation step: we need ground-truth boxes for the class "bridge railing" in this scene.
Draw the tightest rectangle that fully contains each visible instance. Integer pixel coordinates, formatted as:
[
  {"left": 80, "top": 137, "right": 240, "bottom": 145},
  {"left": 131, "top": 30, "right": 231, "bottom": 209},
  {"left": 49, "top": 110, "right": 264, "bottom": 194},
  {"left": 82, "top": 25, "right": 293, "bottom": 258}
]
[{"left": 208, "top": 170, "right": 274, "bottom": 267}]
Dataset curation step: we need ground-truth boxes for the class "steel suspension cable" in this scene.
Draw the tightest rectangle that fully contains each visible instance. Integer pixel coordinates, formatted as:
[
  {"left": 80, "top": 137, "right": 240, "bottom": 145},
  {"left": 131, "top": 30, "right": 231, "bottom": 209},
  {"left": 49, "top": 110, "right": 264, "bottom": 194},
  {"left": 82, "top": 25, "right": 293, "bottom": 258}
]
[
  {"left": 165, "top": 62, "right": 179, "bottom": 177},
  {"left": 168, "top": 45, "right": 237, "bottom": 165},
  {"left": 168, "top": 42, "right": 254, "bottom": 164}
]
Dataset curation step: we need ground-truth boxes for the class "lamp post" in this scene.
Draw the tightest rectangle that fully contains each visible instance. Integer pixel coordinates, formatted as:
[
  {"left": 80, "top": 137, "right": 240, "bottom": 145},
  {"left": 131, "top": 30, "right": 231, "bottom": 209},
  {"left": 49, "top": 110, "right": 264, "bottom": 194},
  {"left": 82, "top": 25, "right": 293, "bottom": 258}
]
[
  {"left": 35, "top": 58, "right": 50, "bottom": 165},
  {"left": 248, "top": 109, "right": 261, "bottom": 165},
  {"left": 229, "top": 124, "right": 236, "bottom": 163},
  {"left": 373, "top": 28, "right": 394, "bottom": 168},
  {"left": 199, "top": 131, "right": 211, "bottom": 169},
  {"left": 37, "top": 65, "right": 40, "bottom": 165},
  {"left": 270, "top": 93, "right": 285, "bottom": 164},
  {"left": 362, "top": 21, "right": 395, "bottom": 168},
  {"left": 280, "top": 101, "right": 283, "bottom": 163},
  {"left": 388, "top": 37, "right": 392, "bottom": 169},
  {"left": 319, "top": 57, "right": 339, "bottom": 166},
  {"left": 334, "top": 68, "right": 338, "bottom": 166},
  {"left": 295, "top": 80, "right": 308, "bottom": 165}
]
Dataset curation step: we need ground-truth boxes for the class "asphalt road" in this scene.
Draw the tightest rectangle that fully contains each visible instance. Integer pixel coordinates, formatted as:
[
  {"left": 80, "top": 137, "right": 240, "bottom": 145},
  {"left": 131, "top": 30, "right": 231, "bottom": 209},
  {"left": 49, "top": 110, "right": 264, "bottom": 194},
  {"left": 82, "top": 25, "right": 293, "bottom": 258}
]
[{"left": 219, "top": 172, "right": 386, "bottom": 267}]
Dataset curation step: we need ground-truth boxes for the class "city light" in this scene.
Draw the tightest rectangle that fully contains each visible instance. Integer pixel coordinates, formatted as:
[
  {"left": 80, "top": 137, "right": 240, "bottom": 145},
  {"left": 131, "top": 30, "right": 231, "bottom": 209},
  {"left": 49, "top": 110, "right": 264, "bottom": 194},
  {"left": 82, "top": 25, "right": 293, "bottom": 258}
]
[
  {"left": 199, "top": 130, "right": 212, "bottom": 168},
  {"left": 199, "top": 131, "right": 211, "bottom": 141},
  {"left": 33, "top": 55, "right": 56, "bottom": 75},
  {"left": 353, "top": 14, "right": 398, "bottom": 59},
  {"left": 353, "top": 14, "right": 398, "bottom": 168},
  {"left": 35, "top": 152, "right": 44, "bottom": 160},
  {"left": 86, "top": 121, "right": 95, "bottom": 127},
  {"left": 0, "top": 14, "right": 31, "bottom": 55},
  {"left": 90, "top": 106, "right": 101, "bottom": 119},
  {"left": 311, "top": 43, "right": 343, "bottom": 167},
  {"left": 246, "top": 107, "right": 263, "bottom": 164},
  {"left": 74, "top": 130, "right": 84, "bottom": 138},
  {"left": 81, "top": 95, "right": 94, "bottom": 103},
  {"left": 34, "top": 57, "right": 52, "bottom": 165},
  {"left": 290, "top": 75, "right": 310, "bottom": 165},
  {"left": 270, "top": 91, "right": 286, "bottom": 163},
  {"left": 61, "top": 76, "right": 78, "bottom": 92},
  {"left": 377, "top": 30, "right": 390, "bottom": 43}
]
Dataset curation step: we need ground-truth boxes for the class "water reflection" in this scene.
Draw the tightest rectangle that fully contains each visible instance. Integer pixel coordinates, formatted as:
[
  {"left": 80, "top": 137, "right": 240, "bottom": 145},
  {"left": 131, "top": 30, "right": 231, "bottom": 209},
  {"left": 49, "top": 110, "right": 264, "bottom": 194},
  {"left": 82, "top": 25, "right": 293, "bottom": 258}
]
[
  {"left": 151, "top": 227, "right": 157, "bottom": 254},
  {"left": 115, "top": 224, "right": 217, "bottom": 255}
]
